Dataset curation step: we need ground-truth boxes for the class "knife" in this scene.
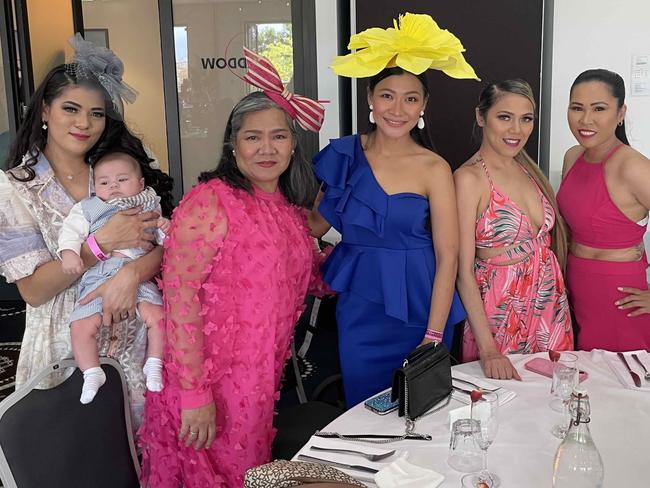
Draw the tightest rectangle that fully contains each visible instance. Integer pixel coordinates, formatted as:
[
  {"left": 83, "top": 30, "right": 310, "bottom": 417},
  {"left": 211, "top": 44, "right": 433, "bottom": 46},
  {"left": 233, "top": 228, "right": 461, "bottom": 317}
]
[
  {"left": 315, "top": 430, "right": 432, "bottom": 441},
  {"left": 297, "top": 454, "right": 379, "bottom": 473},
  {"left": 617, "top": 352, "right": 642, "bottom": 388}
]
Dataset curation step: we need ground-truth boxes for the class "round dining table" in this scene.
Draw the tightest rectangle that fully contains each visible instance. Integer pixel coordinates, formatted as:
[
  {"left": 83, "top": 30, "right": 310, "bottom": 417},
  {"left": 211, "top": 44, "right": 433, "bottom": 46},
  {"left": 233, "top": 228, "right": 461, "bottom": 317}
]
[{"left": 295, "top": 350, "right": 649, "bottom": 487}]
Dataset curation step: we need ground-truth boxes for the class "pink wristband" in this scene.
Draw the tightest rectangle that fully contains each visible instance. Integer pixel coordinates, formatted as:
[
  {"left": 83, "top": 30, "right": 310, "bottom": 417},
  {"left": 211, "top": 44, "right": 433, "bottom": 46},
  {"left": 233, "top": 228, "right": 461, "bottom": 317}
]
[
  {"left": 86, "top": 234, "right": 110, "bottom": 261},
  {"left": 424, "top": 329, "right": 444, "bottom": 342}
]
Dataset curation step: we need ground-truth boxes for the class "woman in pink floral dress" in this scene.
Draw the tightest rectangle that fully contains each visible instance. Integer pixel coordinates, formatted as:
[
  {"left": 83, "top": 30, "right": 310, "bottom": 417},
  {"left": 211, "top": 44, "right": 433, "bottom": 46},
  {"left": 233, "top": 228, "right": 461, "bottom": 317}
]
[
  {"left": 455, "top": 80, "right": 573, "bottom": 380},
  {"left": 138, "top": 88, "right": 327, "bottom": 487}
]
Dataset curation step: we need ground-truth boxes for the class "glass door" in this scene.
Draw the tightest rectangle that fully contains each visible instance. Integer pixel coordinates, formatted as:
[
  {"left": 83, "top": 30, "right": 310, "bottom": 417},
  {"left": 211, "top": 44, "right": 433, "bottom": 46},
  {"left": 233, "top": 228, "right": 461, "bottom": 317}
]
[
  {"left": 0, "top": 15, "right": 14, "bottom": 164},
  {"left": 171, "top": 0, "right": 294, "bottom": 192},
  {"left": 0, "top": 0, "right": 26, "bottom": 300},
  {"left": 80, "top": 0, "right": 169, "bottom": 174},
  {"left": 0, "top": 0, "right": 29, "bottom": 166}
]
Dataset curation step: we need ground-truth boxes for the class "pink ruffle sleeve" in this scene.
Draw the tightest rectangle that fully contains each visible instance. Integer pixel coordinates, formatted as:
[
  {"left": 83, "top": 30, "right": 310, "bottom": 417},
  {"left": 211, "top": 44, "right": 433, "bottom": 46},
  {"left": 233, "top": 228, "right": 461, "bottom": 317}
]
[{"left": 161, "top": 184, "right": 227, "bottom": 409}]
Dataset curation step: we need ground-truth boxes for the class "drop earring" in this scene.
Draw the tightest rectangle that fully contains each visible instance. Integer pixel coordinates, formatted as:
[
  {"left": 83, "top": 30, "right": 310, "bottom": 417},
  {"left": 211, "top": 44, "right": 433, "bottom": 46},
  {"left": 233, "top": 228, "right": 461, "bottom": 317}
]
[
  {"left": 417, "top": 111, "right": 425, "bottom": 130},
  {"left": 42, "top": 121, "right": 48, "bottom": 131},
  {"left": 369, "top": 105, "right": 375, "bottom": 124}
]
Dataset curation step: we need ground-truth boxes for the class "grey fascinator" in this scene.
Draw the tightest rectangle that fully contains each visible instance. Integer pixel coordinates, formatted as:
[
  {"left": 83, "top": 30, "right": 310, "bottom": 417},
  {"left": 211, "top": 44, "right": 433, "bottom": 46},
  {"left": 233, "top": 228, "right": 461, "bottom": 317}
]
[{"left": 67, "top": 33, "right": 138, "bottom": 117}]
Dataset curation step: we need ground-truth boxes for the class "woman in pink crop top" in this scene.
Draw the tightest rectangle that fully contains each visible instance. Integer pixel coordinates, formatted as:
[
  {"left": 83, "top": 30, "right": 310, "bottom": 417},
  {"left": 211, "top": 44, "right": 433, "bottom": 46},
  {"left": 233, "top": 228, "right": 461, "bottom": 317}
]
[
  {"left": 456, "top": 80, "right": 573, "bottom": 380},
  {"left": 557, "top": 69, "right": 650, "bottom": 352}
]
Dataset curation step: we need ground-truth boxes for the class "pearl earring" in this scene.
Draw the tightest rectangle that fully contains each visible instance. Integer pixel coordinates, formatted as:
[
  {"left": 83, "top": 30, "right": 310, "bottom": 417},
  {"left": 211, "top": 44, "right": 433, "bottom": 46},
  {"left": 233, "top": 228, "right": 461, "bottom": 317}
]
[
  {"left": 417, "top": 111, "right": 425, "bottom": 130},
  {"left": 369, "top": 105, "right": 375, "bottom": 124},
  {"left": 42, "top": 121, "right": 48, "bottom": 130}
]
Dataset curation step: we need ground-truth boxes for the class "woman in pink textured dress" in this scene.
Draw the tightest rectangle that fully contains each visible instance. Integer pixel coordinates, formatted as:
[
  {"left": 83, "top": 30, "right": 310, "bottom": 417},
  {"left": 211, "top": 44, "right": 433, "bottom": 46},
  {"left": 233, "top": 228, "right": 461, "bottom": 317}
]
[
  {"left": 139, "top": 51, "right": 326, "bottom": 486},
  {"left": 455, "top": 80, "right": 573, "bottom": 380}
]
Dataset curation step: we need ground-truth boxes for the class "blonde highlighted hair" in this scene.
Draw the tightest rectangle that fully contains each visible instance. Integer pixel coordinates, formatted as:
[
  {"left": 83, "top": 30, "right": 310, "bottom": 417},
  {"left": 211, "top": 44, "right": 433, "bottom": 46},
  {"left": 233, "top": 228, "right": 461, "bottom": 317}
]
[{"left": 476, "top": 79, "right": 568, "bottom": 271}]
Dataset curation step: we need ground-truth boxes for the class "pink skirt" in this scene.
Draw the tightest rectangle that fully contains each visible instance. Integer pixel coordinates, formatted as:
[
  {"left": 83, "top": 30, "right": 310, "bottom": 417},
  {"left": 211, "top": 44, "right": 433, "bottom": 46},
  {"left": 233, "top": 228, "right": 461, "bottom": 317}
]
[{"left": 567, "top": 254, "right": 650, "bottom": 351}]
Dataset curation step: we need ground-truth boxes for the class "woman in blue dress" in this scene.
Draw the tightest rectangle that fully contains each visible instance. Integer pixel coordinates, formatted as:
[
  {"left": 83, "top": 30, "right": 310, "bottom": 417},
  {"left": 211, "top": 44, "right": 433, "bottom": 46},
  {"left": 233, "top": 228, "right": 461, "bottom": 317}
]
[{"left": 309, "top": 13, "right": 478, "bottom": 407}]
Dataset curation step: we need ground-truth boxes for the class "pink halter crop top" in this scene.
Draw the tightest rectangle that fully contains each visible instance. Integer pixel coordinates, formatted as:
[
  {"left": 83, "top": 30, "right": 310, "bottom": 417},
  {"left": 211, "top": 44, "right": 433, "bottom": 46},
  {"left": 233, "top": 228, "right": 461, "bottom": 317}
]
[
  {"left": 557, "top": 144, "right": 646, "bottom": 249},
  {"left": 475, "top": 158, "right": 554, "bottom": 264}
]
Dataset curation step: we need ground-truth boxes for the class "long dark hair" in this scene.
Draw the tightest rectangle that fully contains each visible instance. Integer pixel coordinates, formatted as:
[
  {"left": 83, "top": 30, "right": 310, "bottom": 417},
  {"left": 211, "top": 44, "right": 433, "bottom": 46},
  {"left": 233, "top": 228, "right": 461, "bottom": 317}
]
[
  {"left": 199, "top": 91, "right": 318, "bottom": 208},
  {"left": 570, "top": 69, "right": 629, "bottom": 145},
  {"left": 4, "top": 62, "right": 175, "bottom": 216},
  {"left": 4, "top": 63, "right": 120, "bottom": 179},
  {"left": 476, "top": 79, "right": 568, "bottom": 271},
  {"left": 366, "top": 67, "right": 436, "bottom": 152},
  {"left": 90, "top": 126, "right": 175, "bottom": 217}
]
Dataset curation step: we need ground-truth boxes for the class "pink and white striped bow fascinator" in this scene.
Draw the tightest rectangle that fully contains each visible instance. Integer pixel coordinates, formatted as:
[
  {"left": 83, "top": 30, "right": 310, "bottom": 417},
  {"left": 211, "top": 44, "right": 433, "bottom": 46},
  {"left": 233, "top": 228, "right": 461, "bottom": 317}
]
[{"left": 242, "top": 47, "right": 325, "bottom": 132}]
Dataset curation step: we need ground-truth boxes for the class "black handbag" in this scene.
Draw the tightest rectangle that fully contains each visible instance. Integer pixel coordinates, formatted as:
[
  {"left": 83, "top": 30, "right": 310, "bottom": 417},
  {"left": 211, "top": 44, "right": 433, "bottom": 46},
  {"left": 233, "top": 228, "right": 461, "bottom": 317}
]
[
  {"left": 311, "top": 343, "right": 451, "bottom": 444},
  {"left": 391, "top": 341, "right": 452, "bottom": 420}
]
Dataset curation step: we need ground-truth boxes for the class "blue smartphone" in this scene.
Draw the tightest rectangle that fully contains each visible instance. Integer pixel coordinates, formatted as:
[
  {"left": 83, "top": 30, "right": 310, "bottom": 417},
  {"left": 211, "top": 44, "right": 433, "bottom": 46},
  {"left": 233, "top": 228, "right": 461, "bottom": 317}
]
[{"left": 364, "top": 391, "right": 399, "bottom": 415}]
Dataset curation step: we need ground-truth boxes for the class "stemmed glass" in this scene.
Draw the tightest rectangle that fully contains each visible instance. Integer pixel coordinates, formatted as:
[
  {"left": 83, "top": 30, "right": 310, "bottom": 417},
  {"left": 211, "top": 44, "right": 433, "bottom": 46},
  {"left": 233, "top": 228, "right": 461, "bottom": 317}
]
[
  {"left": 550, "top": 352, "right": 578, "bottom": 412},
  {"left": 461, "top": 391, "right": 500, "bottom": 488},
  {"left": 550, "top": 364, "right": 578, "bottom": 439}
]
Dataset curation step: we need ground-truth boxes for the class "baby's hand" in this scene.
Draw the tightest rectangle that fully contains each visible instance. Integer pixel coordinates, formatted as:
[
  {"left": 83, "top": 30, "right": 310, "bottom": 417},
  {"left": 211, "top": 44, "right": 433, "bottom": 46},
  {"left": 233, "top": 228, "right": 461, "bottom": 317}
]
[
  {"left": 61, "top": 250, "right": 84, "bottom": 275},
  {"left": 157, "top": 217, "right": 171, "bottom": 236}
]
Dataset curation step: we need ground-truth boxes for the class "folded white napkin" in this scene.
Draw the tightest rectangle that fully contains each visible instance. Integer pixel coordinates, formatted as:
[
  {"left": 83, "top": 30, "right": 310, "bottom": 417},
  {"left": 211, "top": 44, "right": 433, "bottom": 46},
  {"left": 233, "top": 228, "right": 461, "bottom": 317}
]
[
  {"left": 375, "top": 457, "right": 444, "bottom": 488},
  {"left": 448, "top": 404, "right": 472, "bottom": 430},
  {"left": 451, "top": 370, "right": 517, "bottom": 405},
  {"left": 298, "top": 436, "right": 398, "bottom": 483},
  {"left": 603, "top": 350, "right": 650, "bottom": 391}
]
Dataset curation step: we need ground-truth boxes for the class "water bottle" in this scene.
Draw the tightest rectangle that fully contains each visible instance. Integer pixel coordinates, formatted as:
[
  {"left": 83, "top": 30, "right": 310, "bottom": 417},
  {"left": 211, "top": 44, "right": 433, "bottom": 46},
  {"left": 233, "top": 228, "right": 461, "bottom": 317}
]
[{"left": 552, "top": 386, "right": 604, "bottom": 487}]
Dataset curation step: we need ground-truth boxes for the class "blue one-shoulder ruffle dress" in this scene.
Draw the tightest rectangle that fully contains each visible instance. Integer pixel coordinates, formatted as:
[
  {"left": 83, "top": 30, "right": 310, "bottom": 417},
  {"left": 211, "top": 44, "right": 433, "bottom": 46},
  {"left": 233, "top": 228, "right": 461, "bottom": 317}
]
[{"left": 315, "top": 135, "right": 466, "bottom": 407}]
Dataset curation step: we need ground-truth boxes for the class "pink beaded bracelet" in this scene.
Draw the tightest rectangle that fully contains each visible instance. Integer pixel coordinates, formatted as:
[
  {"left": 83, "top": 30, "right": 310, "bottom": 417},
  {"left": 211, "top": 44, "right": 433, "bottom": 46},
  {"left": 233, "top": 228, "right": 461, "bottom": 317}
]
[
  {"left": 424, "top": 329, "right": 443, "bottom": 342},
  {"left": 86, "top": 234, "right": 110, "bottom": 262}
]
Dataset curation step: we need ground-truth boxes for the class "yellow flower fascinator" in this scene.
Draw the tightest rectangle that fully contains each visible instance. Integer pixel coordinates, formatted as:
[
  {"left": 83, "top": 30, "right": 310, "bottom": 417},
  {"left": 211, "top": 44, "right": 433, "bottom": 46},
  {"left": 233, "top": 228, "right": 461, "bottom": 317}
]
[{"left": 331, "top": 13, "right": 479, "bottom": 81}]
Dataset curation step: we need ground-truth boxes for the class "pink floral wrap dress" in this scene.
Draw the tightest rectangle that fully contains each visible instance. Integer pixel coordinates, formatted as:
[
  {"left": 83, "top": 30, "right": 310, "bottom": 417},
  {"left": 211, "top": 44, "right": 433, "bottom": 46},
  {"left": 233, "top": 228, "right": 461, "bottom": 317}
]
[{"left": 462, "top": 161, "right": 573, "bottom": 361}]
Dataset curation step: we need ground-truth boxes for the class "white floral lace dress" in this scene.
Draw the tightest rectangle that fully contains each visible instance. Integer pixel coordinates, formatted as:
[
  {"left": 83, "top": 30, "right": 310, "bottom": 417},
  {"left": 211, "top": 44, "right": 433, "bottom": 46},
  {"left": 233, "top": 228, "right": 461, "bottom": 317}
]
[{"left": 0, "top": 153, "right": 147, "bottom": 425}]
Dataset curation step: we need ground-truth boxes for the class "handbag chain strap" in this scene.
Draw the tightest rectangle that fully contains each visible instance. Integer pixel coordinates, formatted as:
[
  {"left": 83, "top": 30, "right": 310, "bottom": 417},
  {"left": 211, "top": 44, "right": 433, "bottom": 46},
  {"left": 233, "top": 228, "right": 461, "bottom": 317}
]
[
  {"left": 402, "top": 369, "right": 451, "bottom": 436},
  {"left": 314, "top": 366, "right": 451, "bottom": 444}
]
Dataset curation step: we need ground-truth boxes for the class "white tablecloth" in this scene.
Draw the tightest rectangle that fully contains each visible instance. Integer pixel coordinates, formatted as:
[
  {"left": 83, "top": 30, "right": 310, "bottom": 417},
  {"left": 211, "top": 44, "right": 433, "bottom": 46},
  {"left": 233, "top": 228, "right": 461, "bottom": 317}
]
[{"left": 296, "top": 350, "right": 649, "bottom": 487}]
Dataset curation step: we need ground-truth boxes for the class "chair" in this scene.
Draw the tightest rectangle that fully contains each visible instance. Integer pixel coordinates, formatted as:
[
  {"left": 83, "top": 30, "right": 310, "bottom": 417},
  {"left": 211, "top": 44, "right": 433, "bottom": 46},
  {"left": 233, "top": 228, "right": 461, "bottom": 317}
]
[
  {"left": 0, "top": 358, "right": 140, "bottom": 488},
  {"left": 274, "top": 296, "right": 345, "bottom": 460}
]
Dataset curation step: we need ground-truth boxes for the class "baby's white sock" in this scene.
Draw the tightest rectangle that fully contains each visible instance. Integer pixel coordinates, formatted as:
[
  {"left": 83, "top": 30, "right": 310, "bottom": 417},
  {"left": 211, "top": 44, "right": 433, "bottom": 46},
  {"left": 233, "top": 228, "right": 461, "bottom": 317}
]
[
  {"left": 143, "top": 357, "right": 164, "bottom": 392},
  {"left": 80, "top": 367, "right": 106, "bottom": 404}
]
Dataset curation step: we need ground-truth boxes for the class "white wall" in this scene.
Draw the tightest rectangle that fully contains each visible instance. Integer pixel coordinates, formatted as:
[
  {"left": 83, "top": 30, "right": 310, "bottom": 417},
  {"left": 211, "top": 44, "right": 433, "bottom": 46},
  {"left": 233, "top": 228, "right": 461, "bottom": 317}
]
[
  {"left": 315, "top": 0, "right": 341, "bottom": 148},
  {"left": 548, "top": 0, "right": 650, "bottom": 189}
]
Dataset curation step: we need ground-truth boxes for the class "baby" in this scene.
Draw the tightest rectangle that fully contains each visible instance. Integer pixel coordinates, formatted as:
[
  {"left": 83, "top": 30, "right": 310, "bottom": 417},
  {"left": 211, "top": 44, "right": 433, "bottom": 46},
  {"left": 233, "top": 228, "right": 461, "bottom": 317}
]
[{"left": 58, "top": 152, "right": 167, "bottom": 404}]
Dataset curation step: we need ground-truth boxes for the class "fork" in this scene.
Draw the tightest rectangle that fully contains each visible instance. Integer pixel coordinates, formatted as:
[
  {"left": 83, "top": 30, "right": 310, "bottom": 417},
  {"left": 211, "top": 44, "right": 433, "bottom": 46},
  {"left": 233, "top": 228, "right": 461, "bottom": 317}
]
[
  {"left": 452, "top": 377, "right": 501, "bottom": 392},
  {"left": 632, "top": 354, "right": 650, "bottom": 381},
  {"left": 309, "top": 445, "right": 396, "bottom": 462}
]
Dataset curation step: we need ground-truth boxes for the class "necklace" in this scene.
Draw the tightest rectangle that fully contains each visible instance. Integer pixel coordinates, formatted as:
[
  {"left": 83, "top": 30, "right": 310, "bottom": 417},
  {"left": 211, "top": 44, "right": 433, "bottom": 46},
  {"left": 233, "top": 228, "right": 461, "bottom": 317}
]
[{"left": 54, "top": 165, "right": 89, "bottom": 181}]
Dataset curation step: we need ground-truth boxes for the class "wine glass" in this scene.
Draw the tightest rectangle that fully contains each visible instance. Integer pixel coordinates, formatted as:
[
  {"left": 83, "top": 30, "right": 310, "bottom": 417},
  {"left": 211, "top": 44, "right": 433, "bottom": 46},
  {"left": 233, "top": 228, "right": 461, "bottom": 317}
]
[
  {"left": 551, "top": 364, "right": 578, "bottom": 439},
  {"left": 461, "top": 391, "right": 500, "bottom": 488},
  {"left": 550, "top": 352, "right": 578, "bottom": 412}
]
